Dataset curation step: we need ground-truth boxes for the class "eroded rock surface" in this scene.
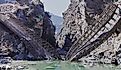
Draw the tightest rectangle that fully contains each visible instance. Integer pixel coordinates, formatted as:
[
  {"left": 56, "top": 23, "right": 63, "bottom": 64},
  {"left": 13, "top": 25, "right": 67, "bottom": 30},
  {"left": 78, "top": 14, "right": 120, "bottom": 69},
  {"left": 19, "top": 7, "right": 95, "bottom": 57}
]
[
  {"left": 57, "top": 0, "right": 121, "bottom": 63},
  {"left": 0, "top": 0, "right": 58, "bottom": 60}
]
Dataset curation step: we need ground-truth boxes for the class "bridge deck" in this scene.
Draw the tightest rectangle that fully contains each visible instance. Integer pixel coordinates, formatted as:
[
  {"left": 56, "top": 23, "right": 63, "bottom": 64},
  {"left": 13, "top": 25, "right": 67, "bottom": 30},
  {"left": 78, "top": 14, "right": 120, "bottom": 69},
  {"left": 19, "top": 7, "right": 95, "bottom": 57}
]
[{"left": 66, "top": 3, "right": 121, "bottom": 61}]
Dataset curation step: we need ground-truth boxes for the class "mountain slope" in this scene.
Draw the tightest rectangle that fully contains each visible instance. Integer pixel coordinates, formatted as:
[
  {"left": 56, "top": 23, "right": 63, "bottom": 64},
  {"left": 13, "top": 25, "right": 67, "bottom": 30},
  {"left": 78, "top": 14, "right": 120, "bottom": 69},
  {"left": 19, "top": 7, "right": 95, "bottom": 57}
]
[{"left": 50, "top": 13, "right": 63, "bottom": 34}]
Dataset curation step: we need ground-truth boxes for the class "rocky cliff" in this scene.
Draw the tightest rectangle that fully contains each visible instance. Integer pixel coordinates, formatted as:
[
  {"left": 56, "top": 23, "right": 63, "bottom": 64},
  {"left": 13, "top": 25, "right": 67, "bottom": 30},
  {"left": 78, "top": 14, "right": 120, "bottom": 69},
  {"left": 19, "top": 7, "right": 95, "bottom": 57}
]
[
  {"left": 0, "top": 0, "right": 59, "bottom": 60},
  {"left": 57, "top": 0, "right": 121, "bottom": 63},
  {"left": 57, "top": 0, "right": 110, "bottom": 49}
]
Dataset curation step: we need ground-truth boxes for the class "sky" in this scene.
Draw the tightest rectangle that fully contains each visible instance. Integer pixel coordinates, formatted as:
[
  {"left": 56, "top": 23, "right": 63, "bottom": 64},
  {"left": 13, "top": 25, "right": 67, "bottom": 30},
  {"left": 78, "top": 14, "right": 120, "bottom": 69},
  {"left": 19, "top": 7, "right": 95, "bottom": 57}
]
[{"left": 41, "top": 0, "right": 70, "bottom": 16}]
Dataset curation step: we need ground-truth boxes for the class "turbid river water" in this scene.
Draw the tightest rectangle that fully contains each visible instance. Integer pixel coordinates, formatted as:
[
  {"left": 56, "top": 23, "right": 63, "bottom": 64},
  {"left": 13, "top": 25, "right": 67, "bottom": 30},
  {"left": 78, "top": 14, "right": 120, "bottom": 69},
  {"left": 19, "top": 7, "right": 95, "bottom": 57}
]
[{"left": 1, "top": 61, "right": 121, "bottom": 70}]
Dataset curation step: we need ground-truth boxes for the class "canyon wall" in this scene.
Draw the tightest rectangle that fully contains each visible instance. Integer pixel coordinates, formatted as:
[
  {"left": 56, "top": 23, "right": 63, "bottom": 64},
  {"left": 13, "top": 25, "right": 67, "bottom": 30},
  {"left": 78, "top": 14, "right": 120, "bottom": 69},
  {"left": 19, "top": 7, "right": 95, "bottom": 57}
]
[
  {"left": 0, "top": 0, "right": 57, "bottom": 60},
  {"left": 57, "top": 0, "right": 121, "bottom": 63}
]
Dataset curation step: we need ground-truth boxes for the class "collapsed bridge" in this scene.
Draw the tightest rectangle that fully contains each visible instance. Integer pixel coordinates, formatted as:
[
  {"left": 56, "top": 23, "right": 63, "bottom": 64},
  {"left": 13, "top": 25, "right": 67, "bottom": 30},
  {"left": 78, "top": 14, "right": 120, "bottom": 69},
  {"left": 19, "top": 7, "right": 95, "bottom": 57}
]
[
  {"left": 0, "top": 1, "right": 121, "bottom": 61},
  {"left": 66, "top": 3, "right": 121, "bottom": 61}
]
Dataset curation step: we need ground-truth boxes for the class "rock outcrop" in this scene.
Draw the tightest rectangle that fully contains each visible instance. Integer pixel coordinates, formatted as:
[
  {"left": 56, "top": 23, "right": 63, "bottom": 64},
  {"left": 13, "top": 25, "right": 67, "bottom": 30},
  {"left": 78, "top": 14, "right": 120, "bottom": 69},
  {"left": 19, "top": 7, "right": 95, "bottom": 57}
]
[
  {"left": 57, "top": 0, "right": 111, "bottom": 49},
  {"left": 0, "top": 0, "right": 59, "bottom": 60},
  {"left": 57, "top": 0, "right": 121, "bottom": 63}
]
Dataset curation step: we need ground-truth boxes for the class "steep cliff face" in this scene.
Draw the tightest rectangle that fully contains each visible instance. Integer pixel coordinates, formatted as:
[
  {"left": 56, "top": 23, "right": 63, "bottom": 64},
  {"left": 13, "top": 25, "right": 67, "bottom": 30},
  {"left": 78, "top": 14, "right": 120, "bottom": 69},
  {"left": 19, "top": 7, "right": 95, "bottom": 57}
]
[
  {"left": 57, "top": 0, "right": 121, "bottom": 62},
  {"left": 57, "top": 0, "right": 112, "bottom": 50},
  {"left": 0, "top": 0, "right": 57, "bottom": 60}
]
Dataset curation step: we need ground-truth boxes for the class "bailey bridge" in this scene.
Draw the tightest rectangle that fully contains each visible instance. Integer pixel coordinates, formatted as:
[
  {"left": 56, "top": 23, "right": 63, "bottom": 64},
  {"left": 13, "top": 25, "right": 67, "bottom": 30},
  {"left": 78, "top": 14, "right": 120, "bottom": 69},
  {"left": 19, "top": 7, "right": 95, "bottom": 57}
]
[
  {"left": 66, "top": 3, "right": 121, "bottom": 61},
  {"left": 0, "top": 2, "right": 121, "bottom": 61}
]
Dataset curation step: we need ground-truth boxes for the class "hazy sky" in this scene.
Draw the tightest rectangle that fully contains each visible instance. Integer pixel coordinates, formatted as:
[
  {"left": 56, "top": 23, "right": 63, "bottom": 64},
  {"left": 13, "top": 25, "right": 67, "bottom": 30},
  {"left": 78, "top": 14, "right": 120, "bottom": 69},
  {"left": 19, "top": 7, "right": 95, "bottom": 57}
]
[{"left": 41, "top": 0, "right": 70, "bottom": 16}]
